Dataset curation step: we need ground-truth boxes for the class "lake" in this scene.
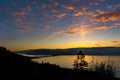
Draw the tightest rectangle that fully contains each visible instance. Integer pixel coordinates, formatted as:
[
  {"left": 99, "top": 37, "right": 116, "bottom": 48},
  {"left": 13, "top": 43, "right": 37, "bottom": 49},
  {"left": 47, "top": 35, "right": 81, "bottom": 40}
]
[{"left": 32, "top": 55, "right": 120, "bottom": 78}]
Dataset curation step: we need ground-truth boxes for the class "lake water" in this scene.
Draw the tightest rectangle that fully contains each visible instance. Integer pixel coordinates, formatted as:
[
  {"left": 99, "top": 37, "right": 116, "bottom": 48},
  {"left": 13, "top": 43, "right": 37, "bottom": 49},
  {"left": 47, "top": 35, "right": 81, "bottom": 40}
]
[{"left": 32, "top": 55, "right": 120, "bottom": 78}]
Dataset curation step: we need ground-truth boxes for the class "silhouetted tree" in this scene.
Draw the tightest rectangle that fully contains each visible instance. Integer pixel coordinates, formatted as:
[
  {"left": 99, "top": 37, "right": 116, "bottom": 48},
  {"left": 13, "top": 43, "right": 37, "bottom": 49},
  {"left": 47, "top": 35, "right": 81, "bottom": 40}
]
[{"left": 73, "top": 50, "right": 88, "bottom": 70}]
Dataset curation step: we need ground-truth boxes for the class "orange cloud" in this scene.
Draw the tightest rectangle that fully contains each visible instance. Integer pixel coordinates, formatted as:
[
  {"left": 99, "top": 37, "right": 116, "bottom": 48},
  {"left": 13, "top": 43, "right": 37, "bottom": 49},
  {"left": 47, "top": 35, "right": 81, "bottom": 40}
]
[
  {"left": 94, "top": 26, "right": 113, "bottom": 30},
  {"left": 12, "top": 6, "right": 32, "bottom": 17},
  {"left": 73, "top": 11, "right": 83, "bottom": 16},
  {"left": 81, "top": 6, "right": 88, "bottom": 11},
  {"left": 96, "top": 9, "right": 105, "bottom": 14},
  {"left": 12, "top": 6, "right": 33, "bottom": 25},
  {"left": 45, "top": 24, "right": 91, "bottom": 39},
  {"left": 54, "top": 13, "right": 66, "bottom": 19},
  {"left": 44, "top": 29, "right": 64, "bottom": 39},
  {"left": 62, "top": 5, "right": 75, "bottom": 10},
  {"left": 93, "top": 11, "right": 120, "bottom": 22},
  {"left": 50, "top": 9, "right": 66, "bottom": 20},
  {"left": 44, "top": 25, "right": 51, "bottom": 30},
  {"left": 65, "top": 25, "right": 90, "bottom": 37}
]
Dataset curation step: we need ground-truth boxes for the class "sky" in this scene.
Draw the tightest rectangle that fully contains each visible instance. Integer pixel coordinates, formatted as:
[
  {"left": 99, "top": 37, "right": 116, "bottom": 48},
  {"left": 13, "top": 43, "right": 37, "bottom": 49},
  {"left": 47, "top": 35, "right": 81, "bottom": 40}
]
[{"left": 0, "top": 0, "right": 120, "bottom": 51}]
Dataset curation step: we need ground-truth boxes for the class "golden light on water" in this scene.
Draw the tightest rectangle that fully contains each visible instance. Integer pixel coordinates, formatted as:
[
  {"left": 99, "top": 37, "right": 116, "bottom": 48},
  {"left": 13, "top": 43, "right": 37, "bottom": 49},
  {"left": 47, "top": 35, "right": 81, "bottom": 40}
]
[{"left": 32, "top": 55, "right": 120, "bottom": 69}]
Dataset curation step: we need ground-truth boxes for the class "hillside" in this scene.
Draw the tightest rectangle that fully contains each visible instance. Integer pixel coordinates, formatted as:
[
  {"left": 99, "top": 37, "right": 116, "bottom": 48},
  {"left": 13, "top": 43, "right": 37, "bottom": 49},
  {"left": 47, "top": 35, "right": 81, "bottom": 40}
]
[{"left": 0, "top": 46, "right": 120, "bottom": 80}]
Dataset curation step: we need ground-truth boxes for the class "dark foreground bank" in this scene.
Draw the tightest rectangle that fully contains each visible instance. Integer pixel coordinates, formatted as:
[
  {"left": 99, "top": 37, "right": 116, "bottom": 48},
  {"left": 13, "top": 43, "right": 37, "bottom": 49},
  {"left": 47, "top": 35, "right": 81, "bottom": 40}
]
[{"left": 0, "top": 46, "right": 120, "bottom": 80}]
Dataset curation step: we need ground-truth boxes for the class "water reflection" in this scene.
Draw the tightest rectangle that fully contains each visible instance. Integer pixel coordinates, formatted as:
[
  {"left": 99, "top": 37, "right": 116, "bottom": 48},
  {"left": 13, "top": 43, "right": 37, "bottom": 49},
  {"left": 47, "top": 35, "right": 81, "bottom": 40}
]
[{"left": 32, "top": 55, "right": 120, "bottom": 77}]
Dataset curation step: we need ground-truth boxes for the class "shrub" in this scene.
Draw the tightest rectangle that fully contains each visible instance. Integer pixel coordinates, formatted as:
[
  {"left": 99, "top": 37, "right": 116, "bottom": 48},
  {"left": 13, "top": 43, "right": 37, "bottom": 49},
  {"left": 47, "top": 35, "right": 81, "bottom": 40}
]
[{"left": 89, "top": 60, "right": 116, "bottom": 77}]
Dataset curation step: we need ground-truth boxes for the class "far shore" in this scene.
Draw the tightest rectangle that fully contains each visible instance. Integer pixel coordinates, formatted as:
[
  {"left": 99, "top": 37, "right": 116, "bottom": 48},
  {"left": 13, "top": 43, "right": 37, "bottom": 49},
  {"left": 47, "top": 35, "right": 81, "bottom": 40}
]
[{"left": 16, "top": 53, "right": 120, "bottom": 59}]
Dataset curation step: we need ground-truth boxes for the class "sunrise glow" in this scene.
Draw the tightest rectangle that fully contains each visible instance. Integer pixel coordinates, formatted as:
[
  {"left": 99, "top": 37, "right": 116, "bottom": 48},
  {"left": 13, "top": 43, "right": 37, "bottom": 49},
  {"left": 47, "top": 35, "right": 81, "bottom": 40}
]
[{"left": 0, "top": 0, "right": 120, "bottom": 51}]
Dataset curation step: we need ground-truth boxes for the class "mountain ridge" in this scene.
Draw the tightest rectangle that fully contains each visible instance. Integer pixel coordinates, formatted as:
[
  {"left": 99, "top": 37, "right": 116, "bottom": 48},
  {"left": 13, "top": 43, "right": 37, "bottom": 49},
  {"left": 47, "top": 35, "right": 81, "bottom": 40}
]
[{"left": 16, "top": 47, "right": 120, "bottom": 56}]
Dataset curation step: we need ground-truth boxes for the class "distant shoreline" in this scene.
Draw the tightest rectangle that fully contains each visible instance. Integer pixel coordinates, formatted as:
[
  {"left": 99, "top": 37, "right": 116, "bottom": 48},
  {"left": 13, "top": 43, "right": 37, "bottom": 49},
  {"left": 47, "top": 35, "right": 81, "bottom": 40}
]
[
  {"left": 17, "top": 54, "right": 120, "bottom": 59},
  {"left": 16, "top": 47, "right": 120, "bottom": 56}
]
